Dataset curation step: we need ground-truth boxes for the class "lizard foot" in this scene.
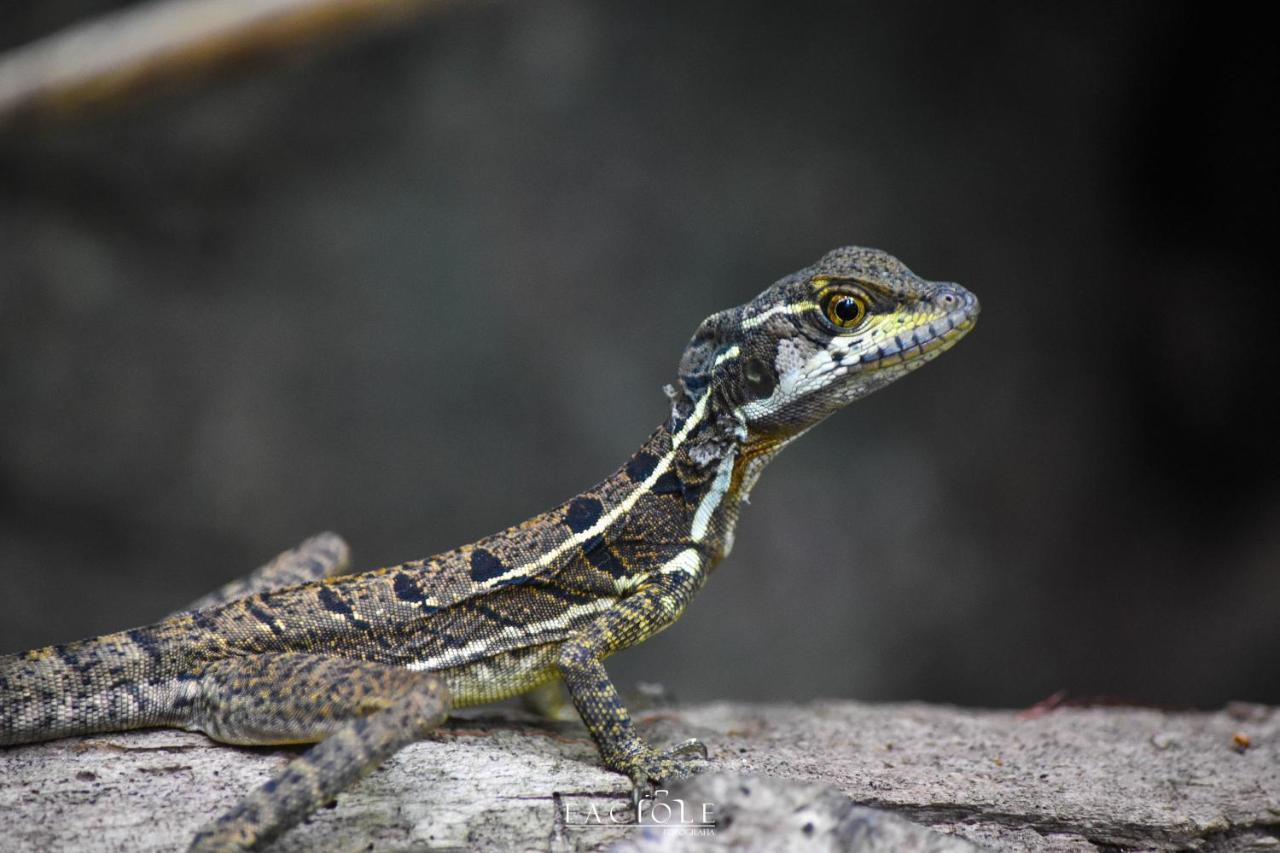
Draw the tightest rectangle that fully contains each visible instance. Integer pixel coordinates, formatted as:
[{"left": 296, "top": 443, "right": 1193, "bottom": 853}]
[{"left": 611, "top": 738, "right": 710, "bottom": 805}]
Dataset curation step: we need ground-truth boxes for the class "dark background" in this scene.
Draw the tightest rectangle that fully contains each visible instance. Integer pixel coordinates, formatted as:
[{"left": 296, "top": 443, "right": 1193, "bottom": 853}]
[{"left": 1, "top": 2, "right": 1276, "bottom": 708}]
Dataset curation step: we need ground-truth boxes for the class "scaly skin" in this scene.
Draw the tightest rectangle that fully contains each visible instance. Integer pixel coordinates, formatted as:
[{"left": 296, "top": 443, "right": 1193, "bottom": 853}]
[{"left": 0, "top": 246, "right": 978, "bottom": 850}]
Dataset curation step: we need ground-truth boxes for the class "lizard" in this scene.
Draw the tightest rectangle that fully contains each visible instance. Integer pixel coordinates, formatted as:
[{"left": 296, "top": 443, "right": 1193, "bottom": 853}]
[{"left": 0, "top": 245, "right": 979, "bottom": 851}]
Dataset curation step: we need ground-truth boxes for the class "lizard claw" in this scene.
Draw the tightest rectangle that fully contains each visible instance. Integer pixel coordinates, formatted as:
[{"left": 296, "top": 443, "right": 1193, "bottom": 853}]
[
  {"left": 616, "top": 738, "right": 710, "bottom": 806},
  {"left": 664, "top": 737, "right": 709, "bottom": 759}
]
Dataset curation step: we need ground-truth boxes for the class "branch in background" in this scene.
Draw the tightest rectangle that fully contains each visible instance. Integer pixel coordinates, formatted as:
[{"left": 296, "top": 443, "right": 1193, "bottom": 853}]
[{"left": 0, "top": 0, "right": 451, "bottom": 124}]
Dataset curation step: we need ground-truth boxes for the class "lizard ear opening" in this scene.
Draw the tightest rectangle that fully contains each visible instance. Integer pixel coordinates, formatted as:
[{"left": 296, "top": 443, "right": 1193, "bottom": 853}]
[{"left": 742, "top": 357, "right": 776, "bottom": 402}]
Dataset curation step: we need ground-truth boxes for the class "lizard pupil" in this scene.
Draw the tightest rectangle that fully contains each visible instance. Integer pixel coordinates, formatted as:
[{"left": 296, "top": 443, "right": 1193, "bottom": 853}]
[{"left": 823, "top": 292, "right": 867, "bottom": 329}]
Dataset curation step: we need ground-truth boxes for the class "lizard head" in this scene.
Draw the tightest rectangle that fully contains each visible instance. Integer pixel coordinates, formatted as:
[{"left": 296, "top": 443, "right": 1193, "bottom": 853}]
[{"left": 672, "top": 246, "right": 979, "bottom": 465}]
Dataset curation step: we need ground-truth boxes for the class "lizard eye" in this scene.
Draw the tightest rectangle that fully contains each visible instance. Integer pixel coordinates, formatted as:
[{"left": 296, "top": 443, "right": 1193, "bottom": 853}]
[{"left": 822, "top": 292, "right": 868, "bottom": 329}]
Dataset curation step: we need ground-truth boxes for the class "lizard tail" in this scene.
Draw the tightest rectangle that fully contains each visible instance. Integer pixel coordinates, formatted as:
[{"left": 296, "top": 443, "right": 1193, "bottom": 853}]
[{"left": 0, "top": 625, "right": 192, "bottom": 745}]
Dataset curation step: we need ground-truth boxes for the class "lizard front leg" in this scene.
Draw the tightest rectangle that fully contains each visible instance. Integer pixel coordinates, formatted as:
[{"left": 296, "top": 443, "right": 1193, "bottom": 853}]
[
  {"left": 186, "top": 653, "right": 447, "bottom": 852},
  {"left": 556, "top": 564, "right": 709, "bottom": 798}
]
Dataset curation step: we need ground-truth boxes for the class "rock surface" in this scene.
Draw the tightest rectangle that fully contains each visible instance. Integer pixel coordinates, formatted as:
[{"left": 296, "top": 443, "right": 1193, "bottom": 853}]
[{"left": 0, "top": 700, "right": 1275, "bottom": 851}]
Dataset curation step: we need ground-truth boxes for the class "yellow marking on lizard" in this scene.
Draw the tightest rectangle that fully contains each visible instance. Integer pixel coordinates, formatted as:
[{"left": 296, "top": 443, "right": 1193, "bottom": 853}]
[
  {"left": 740, "top": 301, "right": 819, "bottom": 329},
  {"left": 406, "top": 598, "right": 616, "bottom": 671}
]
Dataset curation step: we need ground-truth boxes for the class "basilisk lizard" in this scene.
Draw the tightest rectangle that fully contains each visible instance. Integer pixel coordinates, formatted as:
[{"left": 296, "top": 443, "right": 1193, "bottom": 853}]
[{"left": 0, "top": 246, "right": 978, "bottom": 850}]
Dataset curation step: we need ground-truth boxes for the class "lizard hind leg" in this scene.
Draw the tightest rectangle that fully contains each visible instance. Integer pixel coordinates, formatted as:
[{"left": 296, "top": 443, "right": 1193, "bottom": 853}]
[
  {"left": 177, "top": 532, "right": 352, "bottom": 615},
  {"left": 187, "top": 653, "right": 448, "bottom": 852}
]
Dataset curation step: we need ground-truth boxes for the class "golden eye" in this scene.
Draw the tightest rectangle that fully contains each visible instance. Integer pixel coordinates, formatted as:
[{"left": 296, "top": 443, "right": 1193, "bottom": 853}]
[{"left": 823, "top": 292, "right": 868, "bottom": 329}]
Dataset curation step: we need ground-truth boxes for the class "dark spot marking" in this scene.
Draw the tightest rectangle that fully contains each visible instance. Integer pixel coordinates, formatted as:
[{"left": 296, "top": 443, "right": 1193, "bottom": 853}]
[
  {"left": 742, "top": 357, "right": 776, "bottom": 401},
  {"left": 469, "top": 548, "right": 508, "bottom": 583},
  {"left": 652, "top": 471, "right": 684, "bottom": 496},
  {"left": 527, "top": 578, "right": 599, "bottom": 606},
  {"left": 315, "top": 587, "right": 370, "bottom": 629},
  {"left": 246, "top": 601, "right": 284, "bottom": 637},
  {"left": 625, "top": 451, "right": 659, "bottom": 482},
  {"left": 127, "top": 629, "right": 165, "bottom": 667},
  {"left": 564, "top": 496, "right": 603, "bottom": 533},
  {"left": 681, "top": 475, "right": 710, "bottom": 505},
  {"left": 682, "top": 372, "right": 709, "bottom": 395},
  {"left": 393, "top": 572, "right": 426, "bottom": 604},
  {"left": 318, "top": 586, "right": 352, "bottom": 616},
  {"left": 432, "top": 626, "right": 470, "bottom": 651},
  {"left": 584, "top": 539, "right": 628, "bottom": 578},
  {"left": 469, "top": 601, "right": 513, "bottom": 625}
]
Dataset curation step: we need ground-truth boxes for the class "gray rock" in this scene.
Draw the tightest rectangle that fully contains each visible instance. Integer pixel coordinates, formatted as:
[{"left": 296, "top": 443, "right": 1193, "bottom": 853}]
[{"left": 0, "top": 701, "right": 1275, "bottom": 851}]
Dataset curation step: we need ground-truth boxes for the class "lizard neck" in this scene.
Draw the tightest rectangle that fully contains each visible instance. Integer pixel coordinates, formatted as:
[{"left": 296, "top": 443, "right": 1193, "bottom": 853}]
[{"left": 606, "top": 387, "right": 787, "bottom": 568}]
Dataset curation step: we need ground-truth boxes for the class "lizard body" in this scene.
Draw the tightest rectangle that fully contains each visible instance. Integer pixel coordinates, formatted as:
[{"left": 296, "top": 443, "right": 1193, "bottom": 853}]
[{"left": 0, "top": 246, "right": 978, "bottom": 850}]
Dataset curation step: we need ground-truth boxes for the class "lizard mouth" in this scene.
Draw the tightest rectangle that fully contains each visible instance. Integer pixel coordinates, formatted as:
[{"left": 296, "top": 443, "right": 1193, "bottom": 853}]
[{"left": 840, "top": 293, "right": 980, "bottom": 373}]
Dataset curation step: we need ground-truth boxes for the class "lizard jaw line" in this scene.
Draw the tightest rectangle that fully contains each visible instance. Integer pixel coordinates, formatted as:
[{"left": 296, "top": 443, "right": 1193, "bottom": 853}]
[{"left": 837, "top": 308, "right": 978, "bottom": 374}]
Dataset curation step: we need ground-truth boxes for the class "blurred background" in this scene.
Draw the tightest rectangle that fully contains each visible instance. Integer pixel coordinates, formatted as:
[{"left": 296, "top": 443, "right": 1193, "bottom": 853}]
[{"left": 1, "top": 1, "right": 1276, "bottom": 709}]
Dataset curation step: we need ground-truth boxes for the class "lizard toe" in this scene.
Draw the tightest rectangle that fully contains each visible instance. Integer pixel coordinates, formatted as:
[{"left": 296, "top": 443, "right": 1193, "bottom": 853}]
[{"left": 618, "top": 739, "right": 711, "bottom": 804}]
